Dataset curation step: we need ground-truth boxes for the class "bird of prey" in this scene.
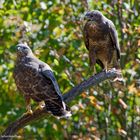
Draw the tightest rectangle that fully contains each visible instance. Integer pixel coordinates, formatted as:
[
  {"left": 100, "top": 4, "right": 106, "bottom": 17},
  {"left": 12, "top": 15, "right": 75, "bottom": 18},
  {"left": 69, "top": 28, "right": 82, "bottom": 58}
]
[
  {"left": 13, "top": 44, "right": 71, "bottom": 118},
  {"left": 83, "top": 10, "right": 122, "bottom": 81}
]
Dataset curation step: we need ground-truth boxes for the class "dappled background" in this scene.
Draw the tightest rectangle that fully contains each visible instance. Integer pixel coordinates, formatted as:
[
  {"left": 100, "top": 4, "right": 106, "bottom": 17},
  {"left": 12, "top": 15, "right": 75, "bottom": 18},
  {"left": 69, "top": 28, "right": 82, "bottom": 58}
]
[{"left": 0, "top": 0, "right": 140, "bottom": 139}]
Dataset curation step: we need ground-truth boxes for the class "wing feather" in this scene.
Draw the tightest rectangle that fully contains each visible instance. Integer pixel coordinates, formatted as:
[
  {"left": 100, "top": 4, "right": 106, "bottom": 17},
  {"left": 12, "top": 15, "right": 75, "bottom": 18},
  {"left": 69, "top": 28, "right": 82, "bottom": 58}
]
[
  {"left": 40, "top": 68, "right": 67, "bottom": 111},
  {"left": 41, "top": 69, "right": 62, "bottom": 98},
  {"left": 106, "top": 21, "right": 121, "bottom": 60}
]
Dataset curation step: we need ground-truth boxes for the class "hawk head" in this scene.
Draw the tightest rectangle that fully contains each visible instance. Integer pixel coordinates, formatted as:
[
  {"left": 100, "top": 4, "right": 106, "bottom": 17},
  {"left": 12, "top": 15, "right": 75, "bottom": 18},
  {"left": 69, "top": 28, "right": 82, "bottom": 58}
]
[
  {"left": 84, "top": 10, "right": 104, "bottom": 23},
  {"left": 16, "top": 43, "right": 33, "bottom": 57}
]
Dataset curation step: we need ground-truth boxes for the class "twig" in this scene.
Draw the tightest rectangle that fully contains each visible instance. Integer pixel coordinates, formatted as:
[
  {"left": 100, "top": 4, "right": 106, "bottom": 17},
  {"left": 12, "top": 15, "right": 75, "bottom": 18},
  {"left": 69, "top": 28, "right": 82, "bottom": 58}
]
[
  {"left": 0, "top": 69, "right": 118, "bottom": 140},
  {"left": 117, "top": 1, "right": 124, "bottom": 47}
]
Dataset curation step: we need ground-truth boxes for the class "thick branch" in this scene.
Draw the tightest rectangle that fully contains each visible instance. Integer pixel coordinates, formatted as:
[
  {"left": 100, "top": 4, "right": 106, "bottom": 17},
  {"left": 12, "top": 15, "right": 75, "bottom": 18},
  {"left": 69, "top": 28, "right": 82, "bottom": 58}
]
[{"left": 0, "top": 69, "right": 118, "bottom": 140}]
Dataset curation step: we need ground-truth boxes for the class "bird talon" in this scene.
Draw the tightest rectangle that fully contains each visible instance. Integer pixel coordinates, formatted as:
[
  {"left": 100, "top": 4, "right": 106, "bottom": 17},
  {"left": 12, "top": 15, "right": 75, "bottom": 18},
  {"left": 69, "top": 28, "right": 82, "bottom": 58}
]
[
  {"left": 36, "top": 101, "right": 45, "bottom": 110},
  {"left": 24, "top": 109, "right": 33, "bottom": 115},
  {"left": 36, "top": 105, "right": 44, "bottom": 110},
  {"left": 103, "top": 69, "right": 108, "bottom": 73}
]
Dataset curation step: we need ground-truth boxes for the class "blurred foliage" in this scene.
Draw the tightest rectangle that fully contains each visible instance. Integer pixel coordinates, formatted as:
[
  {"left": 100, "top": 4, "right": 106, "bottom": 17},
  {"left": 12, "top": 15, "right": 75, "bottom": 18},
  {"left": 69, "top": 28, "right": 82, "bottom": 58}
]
[{"left": 0, "top": 0, "right": 140, "bottom": 139}]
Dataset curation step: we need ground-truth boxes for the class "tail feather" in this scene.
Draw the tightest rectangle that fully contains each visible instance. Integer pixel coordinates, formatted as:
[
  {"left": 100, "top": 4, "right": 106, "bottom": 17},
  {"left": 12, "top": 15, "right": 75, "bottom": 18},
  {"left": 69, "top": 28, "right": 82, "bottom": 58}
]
[{"left": 45, "top": 100, "right": 71, "bottom": 118}]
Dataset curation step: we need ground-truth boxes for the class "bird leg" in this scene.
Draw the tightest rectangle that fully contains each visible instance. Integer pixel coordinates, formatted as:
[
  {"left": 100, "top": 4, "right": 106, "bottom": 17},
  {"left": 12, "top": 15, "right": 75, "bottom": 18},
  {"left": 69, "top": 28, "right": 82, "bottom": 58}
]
[
  {"left": 89, "top": 50, "right": 96, "bottom": 73},
  {"left": 103, "top": 61, "right": 108, "bottom": 73},
  {"left": 24, "top": 97, "right": 33, "bottom": 115},
  {"left": 36, "top": 101, "right": 45, "bottom": 110}
]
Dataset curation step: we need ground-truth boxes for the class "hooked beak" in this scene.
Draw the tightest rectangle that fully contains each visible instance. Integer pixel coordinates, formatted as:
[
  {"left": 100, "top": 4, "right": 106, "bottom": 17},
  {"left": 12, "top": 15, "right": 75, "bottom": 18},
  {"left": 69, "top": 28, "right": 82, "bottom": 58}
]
[{"left": 84, "top": 12, "right": 91, "bottom": 20}]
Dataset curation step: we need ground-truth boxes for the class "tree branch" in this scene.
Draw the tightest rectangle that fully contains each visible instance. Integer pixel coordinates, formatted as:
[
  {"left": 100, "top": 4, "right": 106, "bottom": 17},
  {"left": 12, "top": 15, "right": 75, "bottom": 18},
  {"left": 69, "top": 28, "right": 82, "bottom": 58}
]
[{"left": 0, "top": 69, "right": 118, "bottom": 140}]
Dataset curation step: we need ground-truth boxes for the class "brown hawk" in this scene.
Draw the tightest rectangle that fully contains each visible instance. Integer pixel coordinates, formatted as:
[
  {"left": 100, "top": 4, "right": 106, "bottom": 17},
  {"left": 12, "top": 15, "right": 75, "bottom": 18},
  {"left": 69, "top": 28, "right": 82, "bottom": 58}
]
[
  {"left": 83, "top": 10, "right": 122, "bottom": 81},
  {"left": 13, "top": 44, "right": 71, "bottom": 118}
]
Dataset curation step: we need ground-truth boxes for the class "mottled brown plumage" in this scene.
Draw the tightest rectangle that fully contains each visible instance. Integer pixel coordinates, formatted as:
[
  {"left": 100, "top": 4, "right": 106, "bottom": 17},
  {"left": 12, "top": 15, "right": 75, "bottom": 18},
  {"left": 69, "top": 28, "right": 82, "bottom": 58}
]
[
  {"left": 13, "top": 44, "right": 71, "bottom": 118},
  {"left": 83, "top": 10, "right": 121, "bottom": 76}
]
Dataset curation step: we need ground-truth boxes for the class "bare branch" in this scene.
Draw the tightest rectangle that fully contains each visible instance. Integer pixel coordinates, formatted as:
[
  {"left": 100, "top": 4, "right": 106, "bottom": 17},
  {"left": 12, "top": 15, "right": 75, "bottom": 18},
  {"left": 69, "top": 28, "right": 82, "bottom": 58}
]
[
  {"left": 0, "top": 69, "right": 118, "bottom": 140},
  {"left": 63, "top": 69, "right": 117, "bottom": 102}
]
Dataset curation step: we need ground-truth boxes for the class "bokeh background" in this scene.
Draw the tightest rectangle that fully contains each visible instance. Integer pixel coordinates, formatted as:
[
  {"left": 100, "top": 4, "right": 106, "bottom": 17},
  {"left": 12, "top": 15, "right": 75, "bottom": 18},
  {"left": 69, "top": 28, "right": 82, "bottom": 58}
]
[{"left": 0, "top": 0, "right": 140, "bottom": 139}]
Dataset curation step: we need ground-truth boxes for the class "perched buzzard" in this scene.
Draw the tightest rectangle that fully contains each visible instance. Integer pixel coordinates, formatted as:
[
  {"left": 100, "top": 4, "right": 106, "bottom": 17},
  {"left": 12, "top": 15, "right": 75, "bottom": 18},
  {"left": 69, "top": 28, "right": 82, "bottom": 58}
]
[
  {"left": 13, "top": 44, "right": 71, "bottom": 118},
  {"left": 84, "top": 10, "right": 122, "bottom": 81}
]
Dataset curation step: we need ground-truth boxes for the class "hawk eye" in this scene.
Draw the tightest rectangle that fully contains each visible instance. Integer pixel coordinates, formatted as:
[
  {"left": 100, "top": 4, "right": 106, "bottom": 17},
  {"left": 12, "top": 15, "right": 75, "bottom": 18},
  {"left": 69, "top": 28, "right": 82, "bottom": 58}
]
[{"left": 22, "top": 46, "right": 27, "bottom": 50}]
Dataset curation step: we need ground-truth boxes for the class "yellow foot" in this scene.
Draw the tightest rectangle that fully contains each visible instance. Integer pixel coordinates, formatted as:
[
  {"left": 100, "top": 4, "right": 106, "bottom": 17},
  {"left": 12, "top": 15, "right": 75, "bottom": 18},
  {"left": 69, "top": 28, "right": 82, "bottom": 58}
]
[
  {"left": 24, "top": 109, "right": 33, "bottom": 115},
  {"left": 36, "top": 101, "right": 45, "bottom": 110},
  {"left": 36, "top": 105, "right": 44, "bottom": 110}
]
